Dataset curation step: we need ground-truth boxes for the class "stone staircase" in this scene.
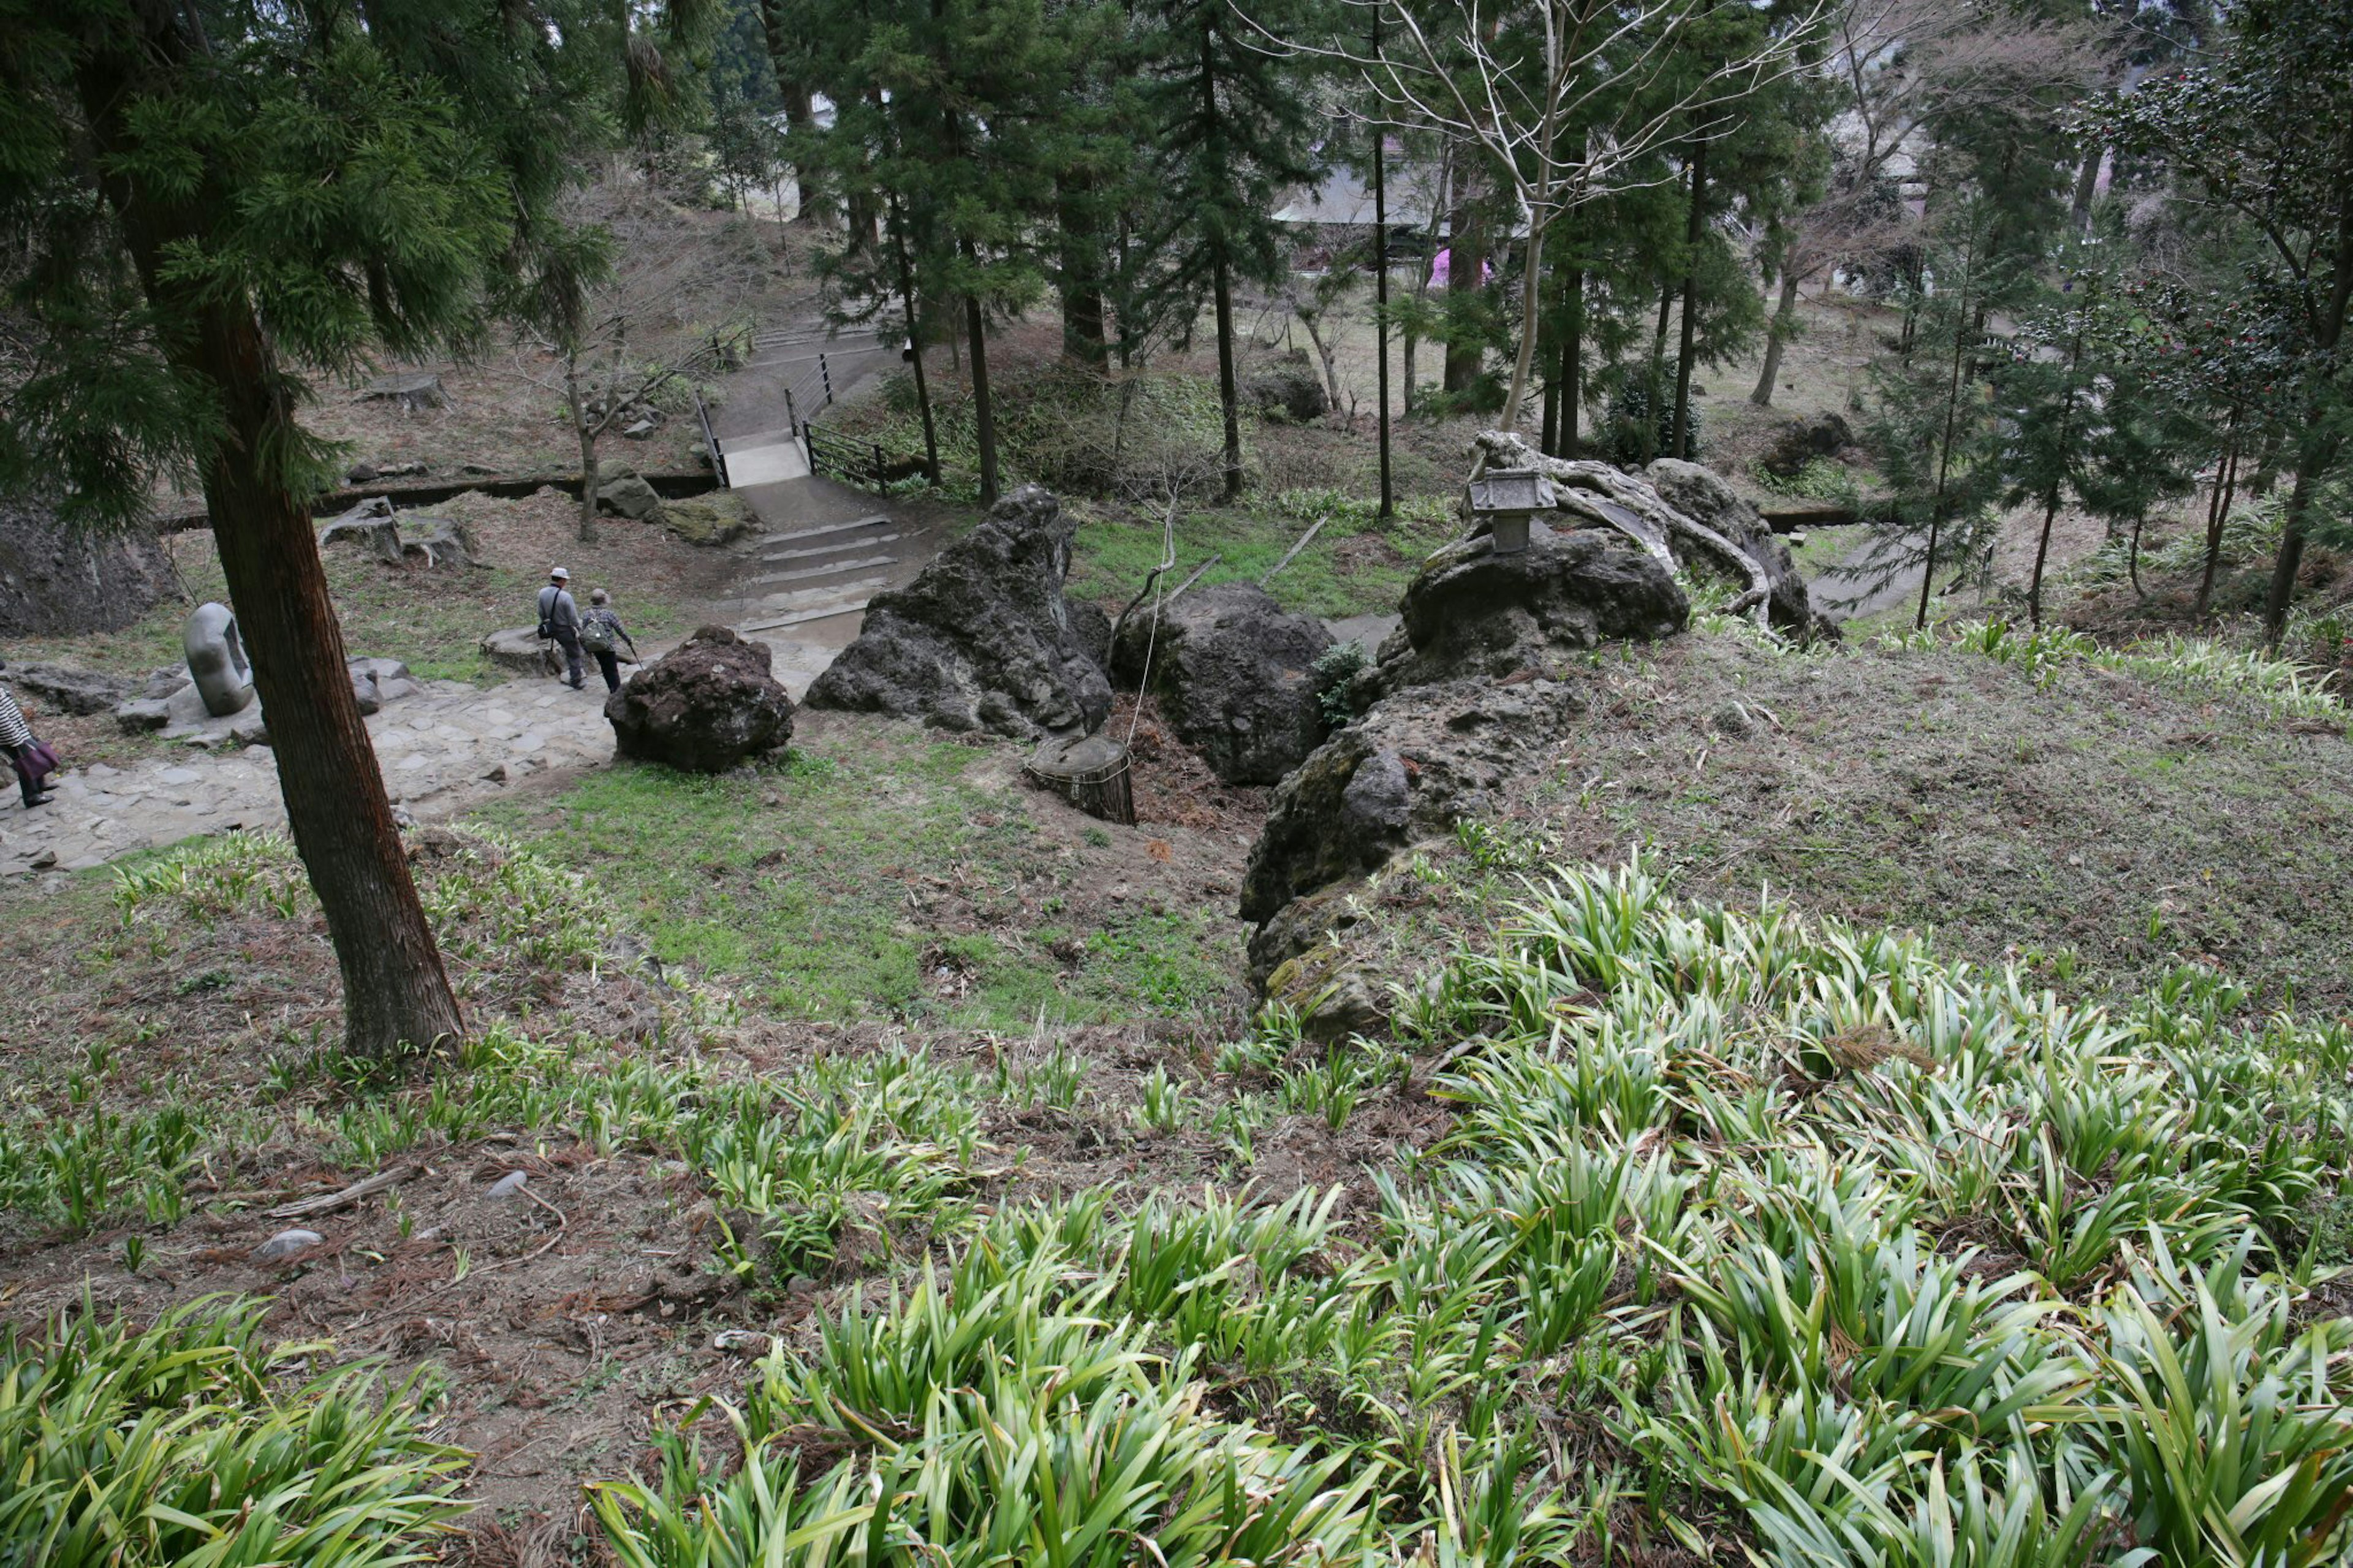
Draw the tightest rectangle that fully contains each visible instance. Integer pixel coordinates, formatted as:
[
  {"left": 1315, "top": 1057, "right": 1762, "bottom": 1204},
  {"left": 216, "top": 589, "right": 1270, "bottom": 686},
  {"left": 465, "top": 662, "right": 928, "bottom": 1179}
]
[{"left": 708, "top": 513, "right": 904, "bottom": 635}]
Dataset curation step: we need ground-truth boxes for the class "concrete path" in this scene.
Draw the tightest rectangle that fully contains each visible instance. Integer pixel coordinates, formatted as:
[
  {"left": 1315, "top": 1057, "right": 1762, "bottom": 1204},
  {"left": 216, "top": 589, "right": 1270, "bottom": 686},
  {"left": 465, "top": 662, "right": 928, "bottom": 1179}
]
[{"left": 0, "top": 676, "right": 615, "bottom": 877}]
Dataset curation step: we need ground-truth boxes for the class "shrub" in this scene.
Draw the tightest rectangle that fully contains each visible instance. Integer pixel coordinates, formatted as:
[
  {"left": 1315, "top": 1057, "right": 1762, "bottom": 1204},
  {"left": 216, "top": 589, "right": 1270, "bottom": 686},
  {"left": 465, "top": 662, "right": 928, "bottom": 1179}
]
[{"left": 0, "top": 1297, "right": 466, "bottom": 1568}]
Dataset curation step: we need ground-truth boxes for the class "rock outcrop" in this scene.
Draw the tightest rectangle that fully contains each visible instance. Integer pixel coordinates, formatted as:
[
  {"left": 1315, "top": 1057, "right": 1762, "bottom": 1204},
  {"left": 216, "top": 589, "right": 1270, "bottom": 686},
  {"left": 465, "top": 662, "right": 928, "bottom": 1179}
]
[
  {"left": 606, "top": 626, "right": 795, "bottom": 773},
  {"left": 1240, "top": 675, "right": 1593, "bottom": 933},
  {"left": 0, "top": 496, "right": 174, "bottom": 637},
  {"left": 1468, "top": 431, "right": 1830, "bottom": 637},
  {"left": 1645, "top": 459, "right": 1828, "bottom": 638},
  {"left": 805, "top": 484, "right": 1111, "bottom": 740},
  {"left": 316, "top": 496, "right": 477, "bottom": 569},
  {"left": 1376, "top": 522, "right": 1686, "bottom": 689},
  {"left": 1237, "top": 439, "right": 1773, "bottom": 1030},
  {"left": 1113, "top": 581, "right": 1333, "bottom": 785},
  {"left": 7, "top": 662, "right": 136, "bottom": 716}
]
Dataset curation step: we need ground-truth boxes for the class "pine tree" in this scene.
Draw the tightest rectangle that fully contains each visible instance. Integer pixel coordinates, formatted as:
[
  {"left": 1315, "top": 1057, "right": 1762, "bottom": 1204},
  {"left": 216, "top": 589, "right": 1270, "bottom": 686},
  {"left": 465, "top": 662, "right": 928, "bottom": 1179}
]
[
  {"left": 1135, "top": 0, "right": 1325, "bottom": 500},
  {"left": 0, "top": 0, "right": 690, "bottom": 1058},
  {"left": 1866, "top": 203, "right": 2017, "bottom": 629}
]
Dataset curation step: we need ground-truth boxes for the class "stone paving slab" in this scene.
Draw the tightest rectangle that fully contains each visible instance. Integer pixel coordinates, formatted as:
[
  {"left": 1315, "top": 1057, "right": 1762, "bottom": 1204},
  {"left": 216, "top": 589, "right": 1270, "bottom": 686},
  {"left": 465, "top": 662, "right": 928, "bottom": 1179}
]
[{"left": 0, "top": 675, "right": 616, "bottom": 880}]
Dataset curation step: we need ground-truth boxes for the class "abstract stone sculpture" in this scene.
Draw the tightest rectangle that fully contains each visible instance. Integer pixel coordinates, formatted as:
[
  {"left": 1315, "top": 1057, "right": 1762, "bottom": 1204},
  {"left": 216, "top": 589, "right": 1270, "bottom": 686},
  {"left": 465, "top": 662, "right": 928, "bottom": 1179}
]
[{"left": 183, "top": 601, "right": 255, "bottom": 717}]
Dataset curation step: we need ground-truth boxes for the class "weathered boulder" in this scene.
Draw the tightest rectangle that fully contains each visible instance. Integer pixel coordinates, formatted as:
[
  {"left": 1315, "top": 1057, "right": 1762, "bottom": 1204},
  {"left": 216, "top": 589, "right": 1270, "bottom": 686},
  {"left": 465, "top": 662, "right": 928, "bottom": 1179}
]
[
  {"left": 317, "top": 496, "right": 404, "bottom": 564},
  {"left": 183, "top": 602, "right": 255, "bottom": 718},
  {"left": 805, "top": 484, "right": 1112, "bottom": 740},
  {"left": 360, "top": 372, "right": 445, "bottom": 412},
  {"left": 1466, "top": 431, "right": 1826, "bottom": 637},
  {"left": 663, "top": 494, "right": 754, "bottom": 547},
  {"left": 1645, "top": 458, "right": 1830, "bottom": 637},
  {"left": 596, "top": 461, "right": 667, "bottom": 524},
  {"left": 115, "top": 697, "right": 173, "bottom": 733},
  {"left": 480, "top": 627, "right": 558, "bottom": 676},
  {"left": 1240, "top": 675, "right": 1589, "bottom": 926},
  {"left": 1245, "top": 352, "right": 1330, "bottom": 424},
  {"left": 349, "top": 656, "right": 422, "bottom": 715},
  {"left": 0, "top": 495, "right": 173, "bottom": 637},
  {"left": 1068, "top": 599, "right": 1113, "bottom": 676},
  {"left": 1757, "top": 411, "right": 1856, "bottom": 477},
  {"left": 605, "top": 625, "right": 795, "bottom": 773},
  {"left": 1376, "top": 522, "right": 1686, "bottom": 689},
  {"left": 6, "top": 662, "right": 135, "bottom": 716},
  {"left": 398, "top": 515, "right": 476, "bottom": 569},
  {"left": 1113, "top": 581, "right": 1332, "bottom": 785},
  {"left": 318, "top": 498, "right": 477, "bottom": 569},
  {"left": 1264, "top": 939, "right": 1390, "bottom": 1043}
]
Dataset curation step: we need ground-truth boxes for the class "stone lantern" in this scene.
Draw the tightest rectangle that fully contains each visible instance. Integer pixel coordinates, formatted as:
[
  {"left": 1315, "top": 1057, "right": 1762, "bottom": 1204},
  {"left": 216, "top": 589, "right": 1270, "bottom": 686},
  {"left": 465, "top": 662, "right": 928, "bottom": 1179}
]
[{"left": 1465, "top": 468, "right": 1555, "bottom": 555}]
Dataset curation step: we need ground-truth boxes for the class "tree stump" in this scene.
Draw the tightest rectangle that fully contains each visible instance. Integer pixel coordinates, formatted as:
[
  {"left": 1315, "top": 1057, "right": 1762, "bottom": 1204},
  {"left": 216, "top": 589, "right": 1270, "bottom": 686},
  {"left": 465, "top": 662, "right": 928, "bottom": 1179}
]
[{"left": 1025, "top": 733, "right": 1135, "bottom": 827}]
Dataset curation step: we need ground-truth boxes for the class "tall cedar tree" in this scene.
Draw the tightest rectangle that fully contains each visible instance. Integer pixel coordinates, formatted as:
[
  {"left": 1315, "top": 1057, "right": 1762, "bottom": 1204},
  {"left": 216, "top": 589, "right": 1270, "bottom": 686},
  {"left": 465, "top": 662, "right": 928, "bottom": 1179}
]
[
  {"left": 1866, "top": 202, "right": 2017, "bottom": 629},
  {"left": 1137, "top": 0, "right": 1324, "bottom": 500},
  {"left": 808, "top": 0, "right": 1066, "bottom": 505},
  {"left": 0, "top": 0, "right": 693, "bottom": 1058},
  {"left": 2091, "top": 0, "right": 2353, "bottom": 646}
]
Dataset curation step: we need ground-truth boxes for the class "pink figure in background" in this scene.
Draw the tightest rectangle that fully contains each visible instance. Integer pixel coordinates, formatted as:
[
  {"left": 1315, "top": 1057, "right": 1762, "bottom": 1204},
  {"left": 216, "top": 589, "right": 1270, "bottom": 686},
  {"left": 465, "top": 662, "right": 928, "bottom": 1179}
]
[{"left": 1428, "top": 248, "right": 1491, "bottom": 288}]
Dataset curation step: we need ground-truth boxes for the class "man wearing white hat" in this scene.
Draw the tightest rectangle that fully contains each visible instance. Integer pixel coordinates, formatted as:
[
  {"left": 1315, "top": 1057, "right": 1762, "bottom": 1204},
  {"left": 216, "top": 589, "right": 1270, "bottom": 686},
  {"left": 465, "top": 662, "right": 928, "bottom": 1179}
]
[{"left": 537, "top": 566, "right": 585, "bottom": 690}]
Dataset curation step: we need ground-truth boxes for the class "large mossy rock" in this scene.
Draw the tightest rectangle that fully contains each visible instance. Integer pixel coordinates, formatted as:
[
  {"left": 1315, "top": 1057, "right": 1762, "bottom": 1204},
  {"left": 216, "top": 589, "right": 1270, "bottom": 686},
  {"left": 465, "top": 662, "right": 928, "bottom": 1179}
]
[
  {"left": 605, "top": 625, "right": 795, "bottom": 773},
  {"left": 1113, "top": 581, "right": 1332, "bottom": 785},
  {"left": 805, "top": 483, "right": 1110, "bottom": 740},
  {"left": 1379, "top": 522, "right": 1687, "bottom": 689},
  {"left": 595, "top": 460, "right": 667, "bottom": 524},
  {"left": 663, "top": 493, "right": 755, "bottom": 547},
  {"left": 1240, "top": 675, "right": 1591, "bottom": 927}
]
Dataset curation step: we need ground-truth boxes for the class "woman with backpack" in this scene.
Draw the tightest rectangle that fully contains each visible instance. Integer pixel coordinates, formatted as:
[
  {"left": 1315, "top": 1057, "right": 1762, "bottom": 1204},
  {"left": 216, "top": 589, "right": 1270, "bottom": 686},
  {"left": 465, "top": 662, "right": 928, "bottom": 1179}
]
[
  {"left": 0, "top": 659, "right": 58, "bottom": 809},
  {"left": 579, "top": 588, "right": 641, "bottom": 694}
]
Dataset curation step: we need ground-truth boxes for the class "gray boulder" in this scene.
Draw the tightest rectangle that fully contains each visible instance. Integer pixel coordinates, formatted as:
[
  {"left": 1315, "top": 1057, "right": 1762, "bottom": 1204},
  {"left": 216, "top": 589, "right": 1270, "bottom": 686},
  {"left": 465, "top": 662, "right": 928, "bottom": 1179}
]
[
  {"left": 7, "top": 662, "right": 135, "bottom": 716},
  {"left": 596, "top": 461, "right": 666, "bottom": 523},
  {"left": 398, "top": 515, "right": 476, "bottom": 569},
  {"left": 360, "top": 372, "right": 444, "bottom": 412},
  {"left": 317, "top": 496, "right": 404, "bottom": 564},
  {"left": 1112, "top": 581, "right": 1332, "bottom": 785},
  {"left": 1376, "top": 521, "right": 1686, "bottom": 689},
  {"left": 805, "top": 484, "right": 1112, "bottom": 740},
  {"left": 115, "top": 698, "right": 174, "bottom": 733},
  {"left": 480, "top": 628, "right": 558, "bottom": 676},
  {"left": 606, "top": 626, "right": 795, "bottom": 773},
  {"left": 1245, "top": 352, "right": 1330, "bottom": 423},
  {"left": 349, "top": 656, "right": 422, "bottom": 714},
  {"left": 1645, "top": 458, "right": 1829, "bottom": 637}
]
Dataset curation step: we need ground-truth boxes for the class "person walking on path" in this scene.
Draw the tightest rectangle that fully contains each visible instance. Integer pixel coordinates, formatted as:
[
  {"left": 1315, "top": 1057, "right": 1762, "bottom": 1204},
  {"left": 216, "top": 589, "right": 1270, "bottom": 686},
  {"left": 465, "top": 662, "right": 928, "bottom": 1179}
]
[
  {"left": 0, "top": 660, "right": 57, "bottom": 809},
  {"left": 578, "top": 589, "right": 641, "bottom": 694},
  {"left": 537, "top": 566, "right": 585, "bottom": 690}
]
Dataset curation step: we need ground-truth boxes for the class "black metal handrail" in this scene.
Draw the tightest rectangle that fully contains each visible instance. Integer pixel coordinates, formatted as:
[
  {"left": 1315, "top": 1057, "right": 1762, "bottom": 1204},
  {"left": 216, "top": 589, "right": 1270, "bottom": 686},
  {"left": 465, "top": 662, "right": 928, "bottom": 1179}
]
[{"left": 803, "top": 420, "right": 927, "bottom": 490}]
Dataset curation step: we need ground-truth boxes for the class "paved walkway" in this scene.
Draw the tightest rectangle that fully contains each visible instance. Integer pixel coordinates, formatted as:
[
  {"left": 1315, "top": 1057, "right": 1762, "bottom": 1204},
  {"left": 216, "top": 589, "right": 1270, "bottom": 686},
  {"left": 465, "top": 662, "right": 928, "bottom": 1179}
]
[{"left": 0, "top": 677, "right": 616, "bottom": 876}]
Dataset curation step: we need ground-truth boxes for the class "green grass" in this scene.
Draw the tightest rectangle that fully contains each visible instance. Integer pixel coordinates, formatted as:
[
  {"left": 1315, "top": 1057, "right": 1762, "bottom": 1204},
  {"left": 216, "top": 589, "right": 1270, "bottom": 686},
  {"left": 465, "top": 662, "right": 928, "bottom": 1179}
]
[
  {"left": 13, "top": 529, "right": 697, "bottom": 686},
  {"left": 469, "top": 738, "right": 1240, "bottom": 1029},
  {"left": 1067, "top": 488, "right": 1457, "bottom": 621}
]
